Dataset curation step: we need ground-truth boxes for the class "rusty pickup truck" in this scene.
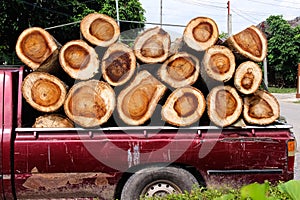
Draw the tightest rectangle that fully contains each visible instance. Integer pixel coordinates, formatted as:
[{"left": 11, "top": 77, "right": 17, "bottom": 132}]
[{"left": 0, "top": 66, "right": 296, "bottom": 199}]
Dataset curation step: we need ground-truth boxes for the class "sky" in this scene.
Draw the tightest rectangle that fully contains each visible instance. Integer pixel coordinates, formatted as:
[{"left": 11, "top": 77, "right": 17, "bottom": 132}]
[{"left": 139, "top": 0, "right": 300, "bottom": 39}]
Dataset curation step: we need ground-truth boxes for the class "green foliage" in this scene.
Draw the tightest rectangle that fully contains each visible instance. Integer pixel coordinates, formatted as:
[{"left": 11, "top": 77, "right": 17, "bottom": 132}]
[
  {"left": 219, "top": 32, "right": 229, "bottom": 40},
  {"left": 99, "top": 0, "right": 146, "bottom": 44},
  {"left": 142, "top": 186, "right": 240, "bottom": 200},
  {"left": 278, "top": 180, "right": 300, "bottom": 200},
  {"left": 142, "top": 180, "right": 300, "bottom": 200},
  {"left": 266, "top": 15, "right": 300, "bottom": 88},
  {"left": 0, "top": 0, "right": 145, "bottom": 65},
  {"left": 213, "top": 193, "right": 235, "bottom": 200},
  {"left": 240, "top": 182, "right": 270, "bottom": 200}
]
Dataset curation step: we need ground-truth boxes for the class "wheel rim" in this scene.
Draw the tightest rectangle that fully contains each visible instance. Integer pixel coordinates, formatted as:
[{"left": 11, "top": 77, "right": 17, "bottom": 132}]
[{"left": 141, "top": 180, "right": 182, "bottom": 197}]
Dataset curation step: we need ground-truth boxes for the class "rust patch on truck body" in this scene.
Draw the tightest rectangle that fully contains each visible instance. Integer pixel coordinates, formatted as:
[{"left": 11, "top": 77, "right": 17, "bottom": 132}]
[
  {"left": 23, "top": 172, "right": 111, "bottom": 190},
  {"left": 19, "top": 168, "right": 115, "bottom": 199}
]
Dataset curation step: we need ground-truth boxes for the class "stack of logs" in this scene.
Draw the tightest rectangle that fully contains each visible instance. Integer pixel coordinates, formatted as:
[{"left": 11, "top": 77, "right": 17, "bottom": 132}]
[{"left": 16, "top": 13, "right": 280, "bottom": 128}]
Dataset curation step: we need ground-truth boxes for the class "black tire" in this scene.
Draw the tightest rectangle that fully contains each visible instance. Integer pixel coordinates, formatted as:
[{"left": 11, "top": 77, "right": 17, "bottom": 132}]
[{"left": 120, "top": 166, "right": 199, "bottom": 200}]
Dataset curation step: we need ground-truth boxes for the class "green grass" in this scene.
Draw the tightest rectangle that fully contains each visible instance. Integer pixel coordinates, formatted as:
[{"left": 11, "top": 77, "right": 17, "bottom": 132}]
[{"left": 268, "top": 87, "right": 297, "bottom": 93}]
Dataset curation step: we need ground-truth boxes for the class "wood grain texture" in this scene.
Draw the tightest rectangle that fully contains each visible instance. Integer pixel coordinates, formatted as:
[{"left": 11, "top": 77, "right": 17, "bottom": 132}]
[
  {"left": 64, "top": 80, "right": 115, "bottom": 127},
  {"left": 183, "top": 17, "right": 219, "bottom": 51}
]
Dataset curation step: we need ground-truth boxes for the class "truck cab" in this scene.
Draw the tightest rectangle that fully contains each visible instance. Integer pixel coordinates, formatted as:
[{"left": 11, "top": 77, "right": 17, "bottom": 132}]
[{"left": 0, "top": 66, "right": 296, "bottom": 199}]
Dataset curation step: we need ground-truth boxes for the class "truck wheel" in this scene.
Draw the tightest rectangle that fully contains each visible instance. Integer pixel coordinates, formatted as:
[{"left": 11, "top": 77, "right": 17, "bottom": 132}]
[{"left": 120, "top": 166, "right": 199, "bottom": 200}]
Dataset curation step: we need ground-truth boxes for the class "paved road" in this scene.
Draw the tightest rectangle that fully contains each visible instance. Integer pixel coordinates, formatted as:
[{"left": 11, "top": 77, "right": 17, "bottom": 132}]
[{"left": 272, "top": 93, "right": 300, "bottom": 180}]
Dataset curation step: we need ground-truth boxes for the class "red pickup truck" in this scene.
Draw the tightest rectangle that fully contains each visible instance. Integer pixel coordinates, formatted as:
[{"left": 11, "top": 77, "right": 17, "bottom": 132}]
[{"left": 0, "top": 66, "right": 296, "bottom": 199}]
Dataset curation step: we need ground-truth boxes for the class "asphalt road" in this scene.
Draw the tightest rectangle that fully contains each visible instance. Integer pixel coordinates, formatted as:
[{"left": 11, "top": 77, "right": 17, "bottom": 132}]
[{"left": 273, "top": 93, "right": 300, "bottom": 180}]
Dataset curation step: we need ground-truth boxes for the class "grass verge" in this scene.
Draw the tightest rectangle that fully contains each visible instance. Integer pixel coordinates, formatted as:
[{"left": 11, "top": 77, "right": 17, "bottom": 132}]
[
  {"left": 268, "top": 87, "right": 296, "bottom": 93},
  {"left": 142, "top": 180, "right": 300, "bottom": 200}
]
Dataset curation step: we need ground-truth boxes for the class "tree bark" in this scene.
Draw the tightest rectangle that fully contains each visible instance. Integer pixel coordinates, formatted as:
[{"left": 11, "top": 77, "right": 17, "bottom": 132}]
[
  {"left": 207, "top": 85, "right": 243, "bottom": 127},
  {"left": 161, "top": 86, "right": 206, "bottom": 126},
  {"left": 80, "top": 13, "right": 120, "bottom": 47},
  {"left": 59, "top": 39, "right": 100, "bottom": 80},
  {"left": 183, "top": 17, "right": 219, "bottom": 52},
  {"left": 133, "top": 26, "right": 171, "bottom": 64},
  {"left": 157, "top": 52, "right": 200, "bottom": 88},
  {"left": 22, "top": 72, "right": 67, "bottom": 113},
  {"left": 169, "top": 37, "right": 184, "bottom": 56},
  {"left": 101, "top": 42, "right": 136, "bottom": 86},
  {"left": 33, "top": 114, "right": 74, "bottom": 128},
  {"left": 16, "top": 27, "right": 60, "bottom": 72},
  {"left": 223, "top": 25, "right": 267, "bottom": 62},
  {"left": 202, "top": 45, "right": 236, "bottom": 82},
  {"left": 64, "top": 80, "right": 116, "bottom": 128},
  {"left": 117, "top": 70, "right": 167, "bottom": 125},
  {"left": 234, "top": 61, "right": 263, "bottom": 94},
  {"left": 243, "top": 90, "right": 280, "bottom": 125}
]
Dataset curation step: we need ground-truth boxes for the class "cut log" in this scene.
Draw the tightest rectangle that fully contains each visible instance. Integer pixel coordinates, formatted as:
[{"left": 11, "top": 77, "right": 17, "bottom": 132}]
[
  {"left": 223, "top": 25, "right": 267, "bottom": 62},
  {"left": 22, "top": 72, "right": 67, "bottom": 112},
  {"left": 80, "top": 13, "right": 120, "bottom": 47},
  {"left": 117, "top": 70, "right": 167, "bottom": 125},
  {"left": 234, "top": 61, "right": 262, "bottom": 94},
  {"left": 64, "top": 80, "right": 115, "bottom": 128},
  {"left": 207, "top": 85, "right": 243, "bottom": 127},
  {"left": 102, "top": 42, "right": 136, "bottom": 86},
  {"left": 243, "top": 90, "right": 280, "bottom": 125},
  {"left": 183, "top": 17, "right": 219, "bottom": 51},
  {"left": 202, "top": 45, "right": 236, "bottom": 82},
  {"left": 59, "top": 40, "right": 100, "bottom": 80},
  {"left": 157, "top": 52, "right": 200, "bottom": 88},
  {"left": 169, "top": 37, "right": 184, "bottom": 56},
  {"left": 161, "top": 86, "right": 206, "bottom": 126},
  {"left": 16, "top": 27, "right": 60, "bottom": 72},
  {"left": 133, "top": 26, "right": 171, "bottom": 64},
  {"left": 33, "top": 114, "right": 74, "bottom": 128}
]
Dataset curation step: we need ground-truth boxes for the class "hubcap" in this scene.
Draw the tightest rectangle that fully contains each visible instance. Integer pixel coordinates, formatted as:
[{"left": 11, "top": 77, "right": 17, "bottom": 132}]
[{"left": 142, "top": 180, "right": 182, "bottom": 197}]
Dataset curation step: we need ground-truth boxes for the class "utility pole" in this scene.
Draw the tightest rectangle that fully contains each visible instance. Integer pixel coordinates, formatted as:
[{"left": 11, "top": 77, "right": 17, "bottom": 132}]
[
  {"left": 115, "top": 0, "right": 120, "bottom": 26},
  {"left": 297, "top": 63, "right": 300, "bottom": 98},
  {"left": 160, "top": 0, "right": 163, "bottom": 27},
  {"left": 227, "top": 1, "right": 232, "bottom": 36},
  {"left": 263, "top": 57, "right": 268, "bottom": 90}
]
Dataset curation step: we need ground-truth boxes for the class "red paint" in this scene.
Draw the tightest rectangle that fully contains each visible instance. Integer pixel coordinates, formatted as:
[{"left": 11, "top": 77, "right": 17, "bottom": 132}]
[{"left": 0, "top": 67, "right": 295, "bottom": 199}]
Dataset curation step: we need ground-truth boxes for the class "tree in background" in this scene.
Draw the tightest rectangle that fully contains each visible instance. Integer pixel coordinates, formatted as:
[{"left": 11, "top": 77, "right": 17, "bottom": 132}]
[
  {"left": 266, "top": 15, "right": 300, "bottom": 88},
  {"left": 219, "top": 32, "right": 229, "bottom": 41},
  {"left": 0, "top": 0, "right": 145, "bottom": 65}
]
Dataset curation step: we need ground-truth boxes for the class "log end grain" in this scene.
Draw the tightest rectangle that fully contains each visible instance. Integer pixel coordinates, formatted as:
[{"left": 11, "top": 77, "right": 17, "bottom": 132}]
[
  {"left": 202, "top": 45, "right": 236, "bottom": 82},
  {"left": 133, "top": 26, "right": 171, "bottom": 64},
  {"left": 80, "top": 13, "right": 120, "bottom": 47},
  {"left": 243, "top": 90, "right": 280, "bottom": 125},
  {"left": 234, "top": 61, "right": 262, "bottom": 94},
  {"left": 22, "top": 72, "right": 67, "bottom": 113},
  {"left": 59, "top": 40, "right": 99, "bottom": 80},
  {"left": 33, "top": 114, "right": 74, "bottom": 128},
  {"left": 161, "top": 86, "right": 206, "bottom": 126},
  {"left": 102, "top": 42, "right": 136, "bottom": 86},
  {"left": 117, "top": 70, "right": 167, "bottom": 125},
  {"left": 158, "top": 52, "right": 200, "bottom": 88},
  {"left": 16, "top": 27, "right": 58, "bottom": 71},
  {"left": 183, "top": 17, "right": 219, "bottom": 51},
  {"left": 224, "top": 25, "right": 267, "bottom": 62},
  {"left": 64, "top": 80, "right": 116, "bottom": 127},
  {"left": 207, "top": 85, "right": 243, "bottom": 127}
]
